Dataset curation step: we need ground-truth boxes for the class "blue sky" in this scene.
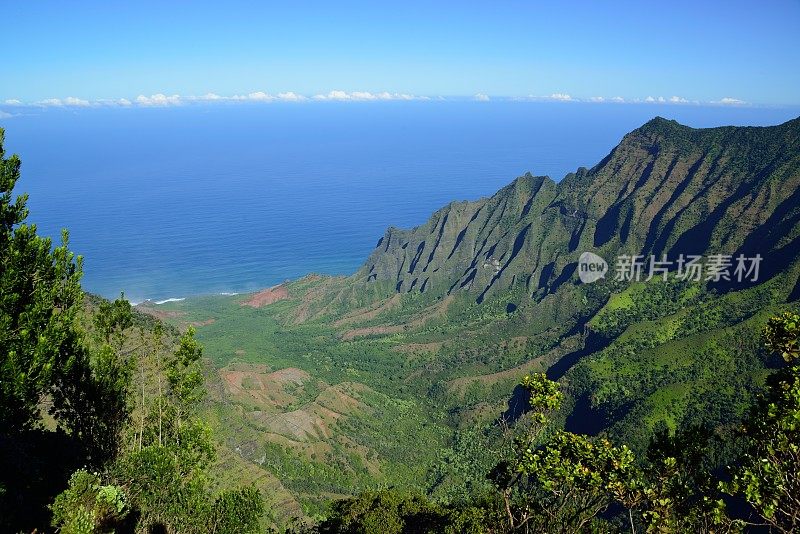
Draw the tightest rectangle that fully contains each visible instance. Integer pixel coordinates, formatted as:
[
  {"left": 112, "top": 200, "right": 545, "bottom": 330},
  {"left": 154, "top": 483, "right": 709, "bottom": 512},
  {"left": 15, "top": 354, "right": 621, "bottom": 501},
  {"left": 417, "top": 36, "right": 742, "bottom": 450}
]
[{"left": 1, "top": 0, "right": 799, "bottom": 106}]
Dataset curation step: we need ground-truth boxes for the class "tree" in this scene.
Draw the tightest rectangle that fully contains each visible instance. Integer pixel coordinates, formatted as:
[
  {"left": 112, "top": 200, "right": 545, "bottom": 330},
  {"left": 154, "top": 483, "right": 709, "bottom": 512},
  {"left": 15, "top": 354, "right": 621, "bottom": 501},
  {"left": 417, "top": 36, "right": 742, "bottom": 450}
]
[
  {"left": 49, "top": 469, "right": 128, "bottom": 534},
  {"left": 489, "top": 373, "right": 637, "bottom": 533},
  {"left": 51, "top": 294, "right": 135, "bottom": 467},
  {"left": 489, "top": 373, "right": 562, "bottom": 530},
  {"left": 315, "top": 489, "right": 491, "bottom": 534},
  {"left": 633, "top": 426, "right": 733, "bottom": 533},
  {"left": 724, "top": 311, "right": 800, "bottom": 533},
  {"left": 94, "top": 293, "right": 133, "bottom": 346},
  {"left": 0, "top": 128, "right": 87, "bottom": 530},
  {"left": 52, "top": 326, "right": 264, "bottom": 534},
  {"left": 48, "top": 312, "right": 265, "bottom": 533},
  {"left": 0, "top": 127, "right": 84, "bottom": 433},
  {"left": 0, "top": 129, "right": 262, "bottom": 532},
  {"left": 166, "top": 326, "right": 204, "bottom": 433}
]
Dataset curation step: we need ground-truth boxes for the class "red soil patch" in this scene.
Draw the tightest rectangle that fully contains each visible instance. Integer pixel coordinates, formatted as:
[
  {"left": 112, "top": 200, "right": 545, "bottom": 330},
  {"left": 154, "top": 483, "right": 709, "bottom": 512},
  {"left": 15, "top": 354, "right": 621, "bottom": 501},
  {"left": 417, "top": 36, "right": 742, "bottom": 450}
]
[
  {"left": 220, "top": 366, "right": 310, "bottom": 392},
  {"left": 267, "top": 367, "right": 311, "bottom": 385},
  {"left": 241, "top": 285, "right": 289, "bottom": 308}
]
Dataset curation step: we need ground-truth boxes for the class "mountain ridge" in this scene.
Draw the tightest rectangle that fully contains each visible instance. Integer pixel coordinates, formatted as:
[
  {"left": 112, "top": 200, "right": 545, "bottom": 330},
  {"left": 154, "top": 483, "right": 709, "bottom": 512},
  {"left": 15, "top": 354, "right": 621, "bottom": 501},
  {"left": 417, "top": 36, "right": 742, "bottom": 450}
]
[{"left": 296, "top": 115, "right": 800, "bottom": 321}]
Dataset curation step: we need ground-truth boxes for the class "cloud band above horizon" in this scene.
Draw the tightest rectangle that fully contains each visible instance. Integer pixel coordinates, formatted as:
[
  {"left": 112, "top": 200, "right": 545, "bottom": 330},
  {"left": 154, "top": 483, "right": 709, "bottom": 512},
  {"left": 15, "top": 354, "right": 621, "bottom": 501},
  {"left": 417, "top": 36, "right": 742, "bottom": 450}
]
[{"left": 1, "top": 91, "right": 752, "bottom": 111}]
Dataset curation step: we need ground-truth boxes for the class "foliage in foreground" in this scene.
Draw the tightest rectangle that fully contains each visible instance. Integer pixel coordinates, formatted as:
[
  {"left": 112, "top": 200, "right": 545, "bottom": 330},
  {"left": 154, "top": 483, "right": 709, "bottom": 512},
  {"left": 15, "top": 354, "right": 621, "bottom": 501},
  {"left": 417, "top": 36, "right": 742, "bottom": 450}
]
[
  {"left": 723, "top": 312, "right": 800, "bottom": 533},
  {"left": 303, "top": 312, "right": 800, "bottom": 533},
  {"left": 0, "top": 130, "right": 263, "bottom": 533},
  {"left": 47, "top": 309, "right": 265, "bottom": 533}
]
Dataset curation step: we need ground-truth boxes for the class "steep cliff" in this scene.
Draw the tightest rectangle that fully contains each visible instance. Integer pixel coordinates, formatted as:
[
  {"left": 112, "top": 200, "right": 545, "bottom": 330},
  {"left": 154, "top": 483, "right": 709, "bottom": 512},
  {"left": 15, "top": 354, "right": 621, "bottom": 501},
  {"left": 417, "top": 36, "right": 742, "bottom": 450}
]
[{"left": 339, "top": 116, "right": 800, "bottom": 307}]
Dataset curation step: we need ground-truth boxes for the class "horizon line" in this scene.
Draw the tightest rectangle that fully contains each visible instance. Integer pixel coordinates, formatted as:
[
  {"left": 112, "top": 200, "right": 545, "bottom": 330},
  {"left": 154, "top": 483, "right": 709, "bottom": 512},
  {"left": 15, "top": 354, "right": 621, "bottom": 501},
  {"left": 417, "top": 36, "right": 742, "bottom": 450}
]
[{"left": 4, "top": 90, "right": 795, "bottom": 114}]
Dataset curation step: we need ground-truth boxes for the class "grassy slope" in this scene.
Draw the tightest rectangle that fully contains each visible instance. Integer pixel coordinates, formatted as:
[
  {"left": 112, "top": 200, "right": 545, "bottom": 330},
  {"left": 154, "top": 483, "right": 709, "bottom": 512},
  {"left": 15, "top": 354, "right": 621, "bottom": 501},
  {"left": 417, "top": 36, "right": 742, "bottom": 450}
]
[{"left": 152, "top": 290, "right": 453, "bottom": 517}]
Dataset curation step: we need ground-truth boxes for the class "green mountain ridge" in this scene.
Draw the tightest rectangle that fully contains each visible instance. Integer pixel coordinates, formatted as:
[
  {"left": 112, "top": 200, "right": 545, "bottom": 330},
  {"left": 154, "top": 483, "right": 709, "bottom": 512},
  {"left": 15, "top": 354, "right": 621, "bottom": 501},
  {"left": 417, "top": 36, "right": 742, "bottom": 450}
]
[{"left": 298, "top": 116, "right": 800, "bottom": 319}]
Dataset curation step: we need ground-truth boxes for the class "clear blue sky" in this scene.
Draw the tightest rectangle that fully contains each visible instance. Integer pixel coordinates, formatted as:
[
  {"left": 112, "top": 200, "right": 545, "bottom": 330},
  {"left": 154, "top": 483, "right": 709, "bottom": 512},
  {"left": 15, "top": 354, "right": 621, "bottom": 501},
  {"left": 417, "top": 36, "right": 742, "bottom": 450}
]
[{"left": 2, "top": 0, "right": 799, "bottom": 105}]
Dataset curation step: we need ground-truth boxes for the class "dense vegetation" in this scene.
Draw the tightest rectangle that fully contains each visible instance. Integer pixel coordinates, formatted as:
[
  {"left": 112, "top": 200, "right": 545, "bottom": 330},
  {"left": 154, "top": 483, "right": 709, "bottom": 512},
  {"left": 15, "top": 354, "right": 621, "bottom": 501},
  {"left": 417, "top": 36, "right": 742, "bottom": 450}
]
[{"left": 296, "top": 312, "right": 800, "bottom": 533}]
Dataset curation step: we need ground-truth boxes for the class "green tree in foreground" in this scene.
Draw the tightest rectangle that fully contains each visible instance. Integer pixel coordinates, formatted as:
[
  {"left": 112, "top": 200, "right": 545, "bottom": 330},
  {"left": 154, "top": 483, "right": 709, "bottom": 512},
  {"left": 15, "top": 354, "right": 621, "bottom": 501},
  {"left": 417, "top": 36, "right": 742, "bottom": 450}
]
[
  {"left": 314, "top": 489, "right": 495, "bottom": 534},
  {"left": 724, "top": 311, "right": 800, "bottom": 533},
  {"left": 0, "top": 128, "right": 84, "bottom": 434},
  {"left": 52, "top": 327, "right": 264, "bottom": 533},
  {"left": 633, "top": 425, "right": 733, "bottom": 533},
  {"left": 51, "top": 293, "right": 135, "bottom": 467},
  {"left": 0, "top": 127, "right": 90, "bottom": 529},
  {"left": 50, "top": 470, "right": 128, "bottom": 534},
  {"left": 489, "top": 374, "right": 638, "bottom": 533}
]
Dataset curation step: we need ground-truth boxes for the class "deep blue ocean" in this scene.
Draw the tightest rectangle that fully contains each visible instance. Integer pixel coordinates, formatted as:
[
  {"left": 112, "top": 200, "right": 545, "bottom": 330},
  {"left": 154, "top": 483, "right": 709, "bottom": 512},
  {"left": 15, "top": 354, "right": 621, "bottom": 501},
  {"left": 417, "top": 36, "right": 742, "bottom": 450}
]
[{"left": 2, "top": 102, "right": 797, "bottom": 303}]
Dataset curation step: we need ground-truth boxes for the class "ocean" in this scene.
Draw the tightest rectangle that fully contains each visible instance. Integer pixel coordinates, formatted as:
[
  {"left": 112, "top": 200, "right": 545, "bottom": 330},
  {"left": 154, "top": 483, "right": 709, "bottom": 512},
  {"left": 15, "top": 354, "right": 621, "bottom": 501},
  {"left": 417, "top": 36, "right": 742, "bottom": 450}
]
[{"left": 2, "top": 101, "right": 797, "bottom": 303}]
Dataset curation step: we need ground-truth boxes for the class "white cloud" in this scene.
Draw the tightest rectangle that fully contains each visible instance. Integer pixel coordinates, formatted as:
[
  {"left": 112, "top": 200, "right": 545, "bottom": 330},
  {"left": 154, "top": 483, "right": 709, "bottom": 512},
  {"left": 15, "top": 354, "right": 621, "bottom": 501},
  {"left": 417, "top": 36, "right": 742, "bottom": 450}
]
[
  {"left": 381, "top": 92, "right": 427, "bottom": 101},
  {"left": 0, "top": 91, "right": 759, "bottom": 110},
  {"left": 64, "top": 96, "right": 92, "bottom": 107},
  {"left": 135, "top": 93, "right": 182, "bottom": 106},
  {"left": 66, "top": 90, "right": 779, "bottom": 109},
  {"left": 36, "top": 98, "right": 65, "bottom": 107},
  {"left": 313, "top": 90, "right": 428, "bottom": 101},
  {"left": 127, "top": 91, "right": 296, "bottom": 104},
  {"left": 716, "top": 97, "right": 746, "bottom": 105},
  {"left": 351, "top": 91, "right": 377, "bottom": 100},
  {"left": 277, "top": 91, "right": 306, "bottom": 101},
  {"left": 94, "top": 98, "right": 133, "bottom": 107},
  {"left": 589, "top": 96, "right": 627, "bottom": 104},
  {"left": 184, "top": 93, "right": 242, "bottom": 102},
  {"left": 34, "top": 96, "right": 93, "bottom": 107},
  {"left": 314, "top": 90, "right": 349, "bottom": 100},
  {"left": 508, "top": 93, "right": 572, "bottom": 102},
  {"left": 242, "top": 91, "right": 275, "bottom": 101},
  {"left": 6, "top": 90, "right": 437, "bottom": 108},
  {"left": 394, "top": 93, "right": 427, "bottom": 101},
  {"left": 0, "top": 111, "right": 13, "bottom": 119}
]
